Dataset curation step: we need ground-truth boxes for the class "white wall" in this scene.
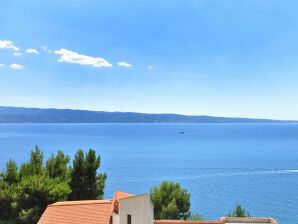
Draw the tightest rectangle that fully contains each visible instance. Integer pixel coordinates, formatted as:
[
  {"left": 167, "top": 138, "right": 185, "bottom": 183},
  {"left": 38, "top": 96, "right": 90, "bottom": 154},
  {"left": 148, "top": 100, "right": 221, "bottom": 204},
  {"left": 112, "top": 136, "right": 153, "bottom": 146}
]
[
  {"left": 112, "top": 213, "right": 120, "bottom": 224},
  {"left": 118, "top": 194, "right": 154, "bottom": 224}
]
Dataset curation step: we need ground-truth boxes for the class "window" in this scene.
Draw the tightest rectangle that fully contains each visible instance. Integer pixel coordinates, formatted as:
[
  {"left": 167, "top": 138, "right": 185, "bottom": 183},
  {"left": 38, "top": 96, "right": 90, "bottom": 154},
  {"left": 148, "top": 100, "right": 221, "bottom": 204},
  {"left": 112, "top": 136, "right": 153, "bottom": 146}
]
[{"left": 127, "top": 214, "right": 131, "bottom": 224}]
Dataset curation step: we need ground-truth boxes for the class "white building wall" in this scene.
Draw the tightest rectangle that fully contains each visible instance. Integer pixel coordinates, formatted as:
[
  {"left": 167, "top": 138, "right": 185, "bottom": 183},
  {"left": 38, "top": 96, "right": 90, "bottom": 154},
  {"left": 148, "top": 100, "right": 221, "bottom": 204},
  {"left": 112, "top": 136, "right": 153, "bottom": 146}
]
[
  {"left": 118, "top": 194, "right": 154, "bottom": 224},
  {"left": 112, "top": 213, "right": 120, "bottom": 224}
]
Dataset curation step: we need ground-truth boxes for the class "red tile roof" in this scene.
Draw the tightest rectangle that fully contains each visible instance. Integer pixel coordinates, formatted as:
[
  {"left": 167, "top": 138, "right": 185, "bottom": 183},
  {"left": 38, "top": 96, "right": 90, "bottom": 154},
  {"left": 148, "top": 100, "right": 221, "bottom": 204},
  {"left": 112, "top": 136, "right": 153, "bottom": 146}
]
[
  {"left": 38, "top": 200, "right": 113, "bottom": 224},
  {"left": 38, "top": 191, "right": 279, "bottom": 224},
  {"left": 38, "top": 191, "right": 135, "bottom": 224},
  {"left": 113, "top": 191, "right": 135, "bottom": 200}
]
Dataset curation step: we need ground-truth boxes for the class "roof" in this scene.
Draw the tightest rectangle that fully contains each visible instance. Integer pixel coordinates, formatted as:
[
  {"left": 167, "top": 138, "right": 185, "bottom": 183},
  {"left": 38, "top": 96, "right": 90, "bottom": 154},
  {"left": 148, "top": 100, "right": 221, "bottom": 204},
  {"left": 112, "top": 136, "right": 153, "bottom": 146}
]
[
  {"left": 38, "top": 190, "right": 279, "bottom": 224},
  {"left": 113, "top": 191, "right": 135, "bottom": 201},
  {"left": 38, "top": 191, "right": 138, "bottom": 224},
  {"left": 154, "top": 217, "right": 278, "bottom": 224},
  {"left": 51, "top": 200, "right": 112, "bottom": 206},
  {"left": 38, "top": 200, "right": 113, "bottom": 224},
  {"left": 221, "top": 217, "right": 278, "bottom": 224}
]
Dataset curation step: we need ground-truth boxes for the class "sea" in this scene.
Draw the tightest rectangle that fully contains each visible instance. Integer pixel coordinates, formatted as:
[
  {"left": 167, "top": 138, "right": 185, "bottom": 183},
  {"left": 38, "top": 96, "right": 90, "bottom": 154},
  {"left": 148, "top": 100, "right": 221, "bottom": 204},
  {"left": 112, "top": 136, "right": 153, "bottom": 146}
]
[{"left": 0, "top": 123, "right": 297, "bottom": 224}]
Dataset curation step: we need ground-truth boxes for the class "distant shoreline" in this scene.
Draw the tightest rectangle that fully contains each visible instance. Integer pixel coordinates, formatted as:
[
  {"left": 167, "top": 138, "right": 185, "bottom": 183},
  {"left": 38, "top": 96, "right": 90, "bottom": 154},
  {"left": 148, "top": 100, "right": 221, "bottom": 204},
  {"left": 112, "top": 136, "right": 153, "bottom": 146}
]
[
  {"left": 0, "top": 122, "right": 297, "bottom": 124},
  {"left": 0, "top": 106, "right": 296, "bottom": 123}
]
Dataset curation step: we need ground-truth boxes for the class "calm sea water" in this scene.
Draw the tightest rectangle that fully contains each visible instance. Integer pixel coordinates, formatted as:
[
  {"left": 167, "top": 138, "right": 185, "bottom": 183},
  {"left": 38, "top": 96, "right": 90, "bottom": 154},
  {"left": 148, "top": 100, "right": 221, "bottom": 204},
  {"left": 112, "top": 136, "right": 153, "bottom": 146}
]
[{"left": 0, "top": 123, "right": 297, "bottom": 223}]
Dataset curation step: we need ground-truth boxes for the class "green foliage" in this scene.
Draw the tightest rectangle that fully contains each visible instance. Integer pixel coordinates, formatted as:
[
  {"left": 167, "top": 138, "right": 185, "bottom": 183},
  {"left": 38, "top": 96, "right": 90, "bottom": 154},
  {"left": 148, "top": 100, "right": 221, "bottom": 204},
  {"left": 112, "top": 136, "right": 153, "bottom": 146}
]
[
  {"left": 0, "top": 180, "right": 18, "bottom": 223},
  {"left": 70, "top": 149, "right": 84, "bottom": 200},
  {"left": 46, "top": 150, "right": 70, "bottom": 181},
  {"left": 19, "top": 145, "right": 44, "bottom": 177},
  {"left": 189, "top": 212, "right": 204, "bottom": 220},
  {"left": 0, "top": 159, "right": 20, "bottom": 223},
  {"left": 1, "top": 159, "right": 19, "bottom": 185},
  {"left": 150, "top": 181, "right": 191, "bottom": 220},
  {"left": 227, "top": 204, "right": 250, "bottom": 217},
  {"left": 70, "top": 149, "right": 107, "bottom": 200},
  {"left": 16, "top": 175, "right": 71, "bottom": 224},
  {"left": 0, "top": 145, "right": 106, "bottom": 224}
]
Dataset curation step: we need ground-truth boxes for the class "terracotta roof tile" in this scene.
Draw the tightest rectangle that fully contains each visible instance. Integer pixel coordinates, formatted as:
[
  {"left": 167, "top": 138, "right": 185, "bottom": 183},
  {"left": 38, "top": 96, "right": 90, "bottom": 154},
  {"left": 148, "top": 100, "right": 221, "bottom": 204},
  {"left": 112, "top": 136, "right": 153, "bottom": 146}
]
[
  {"left": 38, "top": 200, "right": 113, "bottom": 224},
  {"left": 52, "top": 200, "right": 112, "bottom": 206},
  {"left": 113, "top": 191, "right": 135, "bottom": 201}
]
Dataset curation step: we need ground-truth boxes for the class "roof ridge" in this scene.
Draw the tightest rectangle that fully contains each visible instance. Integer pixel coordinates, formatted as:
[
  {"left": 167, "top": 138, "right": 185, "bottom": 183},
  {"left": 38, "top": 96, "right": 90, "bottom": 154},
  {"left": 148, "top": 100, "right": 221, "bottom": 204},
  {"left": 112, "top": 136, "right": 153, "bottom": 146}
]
[
  {"left": 221, "top": 217, "right": 277, "bottom": 223},
  {"left": 118, "top": 193, "right": 147, "bottom": 200},
  {"left": 50, "top": 200, "right": 113, "bottom": 206},
  {"left": 224, "top": 217, "right": 273, "bottom": 219}
]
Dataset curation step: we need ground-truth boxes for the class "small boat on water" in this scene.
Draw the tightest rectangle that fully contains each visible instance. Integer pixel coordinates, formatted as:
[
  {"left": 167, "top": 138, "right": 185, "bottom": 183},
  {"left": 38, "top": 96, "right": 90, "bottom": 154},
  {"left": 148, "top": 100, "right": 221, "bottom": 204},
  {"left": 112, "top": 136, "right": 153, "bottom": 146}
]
[{"left": 179, "top": 131, "right": 185, "bottom": 134}]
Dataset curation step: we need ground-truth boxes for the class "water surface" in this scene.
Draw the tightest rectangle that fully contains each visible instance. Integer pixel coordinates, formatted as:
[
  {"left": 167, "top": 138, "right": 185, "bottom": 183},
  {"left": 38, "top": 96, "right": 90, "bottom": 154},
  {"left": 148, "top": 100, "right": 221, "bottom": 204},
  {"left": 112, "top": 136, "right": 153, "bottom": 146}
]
[{"left": 0, "top": 123, "right": 297, "bottom": 223}]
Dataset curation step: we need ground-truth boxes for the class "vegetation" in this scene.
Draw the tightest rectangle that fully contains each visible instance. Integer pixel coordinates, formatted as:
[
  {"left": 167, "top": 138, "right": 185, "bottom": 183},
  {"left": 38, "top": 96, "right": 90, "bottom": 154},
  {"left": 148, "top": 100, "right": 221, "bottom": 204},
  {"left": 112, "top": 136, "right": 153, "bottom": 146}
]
[
  {"left": 0, "top": 145, "right": 106, "bottom": 224},
  {"left": 189, "top": 213, "right": 204, "bottom": 220},
  {"left": 227, "top": 204, "right": 250, "bottom": 217},
  {"left": 150, "top": 181, "right": 191, "bottom": 220},
  {"left": 70, "top": 149, "right": 107, "bottom": 200},
  {"left": 0, "top": 146, "right": 250, "bottom": 223}
]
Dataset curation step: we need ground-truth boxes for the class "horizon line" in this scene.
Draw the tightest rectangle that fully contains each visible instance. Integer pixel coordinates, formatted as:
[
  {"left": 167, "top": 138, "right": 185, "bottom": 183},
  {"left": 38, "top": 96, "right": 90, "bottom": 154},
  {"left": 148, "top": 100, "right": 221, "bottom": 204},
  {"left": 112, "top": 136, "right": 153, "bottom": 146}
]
[{"left": 0, "top": 105, "right": 297, "bottom": 122}]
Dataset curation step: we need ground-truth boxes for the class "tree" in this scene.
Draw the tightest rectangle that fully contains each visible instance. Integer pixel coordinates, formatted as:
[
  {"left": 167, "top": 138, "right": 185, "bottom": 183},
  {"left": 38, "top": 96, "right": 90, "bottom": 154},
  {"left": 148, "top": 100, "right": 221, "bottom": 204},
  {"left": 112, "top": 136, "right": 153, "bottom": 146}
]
[
  {"left": 1, "top": 159, "right": 19, "bottom": 185},
  {"left": 150, "top": 181, "right": 191, "bottom": 220},
  {"left": 83, "top": 149, "right": 106, "bottom": 199},
  {"left": 70, "top": 149, "right": 85, "bottom": 200},
  {"left": 0, "top": 160, "right": 19, "bottom": 223},
  {"left": 19, "top": 145, "right": 44, "bottom": 177},
  {"left": 70, "top": 149, "right": 107, "bottom": 200},
  {"left": 0, "top": 181, "right": 17, "bottom": 224},
  {"left": 0, "top": 146, "right": 107, "bottom": 223},
  {"left": 189, "top": 213, "right": 204, "bottom": 220},
  {"left": 227, "top": 204, "right": 250, "bottom": 217},
  {"left": 16, "top": 174, "right": 71, "bottom": 224},
  {"left": 46, "top": 151, "right": 70, "bottom": 181}
]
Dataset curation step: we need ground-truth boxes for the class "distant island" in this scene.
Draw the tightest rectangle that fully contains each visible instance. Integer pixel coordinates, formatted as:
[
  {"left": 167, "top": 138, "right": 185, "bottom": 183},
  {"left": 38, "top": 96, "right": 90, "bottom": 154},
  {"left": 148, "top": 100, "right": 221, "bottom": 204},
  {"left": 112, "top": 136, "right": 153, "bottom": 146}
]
[{"left": 0, "top": 106, "right": 296, "bottom": 123}]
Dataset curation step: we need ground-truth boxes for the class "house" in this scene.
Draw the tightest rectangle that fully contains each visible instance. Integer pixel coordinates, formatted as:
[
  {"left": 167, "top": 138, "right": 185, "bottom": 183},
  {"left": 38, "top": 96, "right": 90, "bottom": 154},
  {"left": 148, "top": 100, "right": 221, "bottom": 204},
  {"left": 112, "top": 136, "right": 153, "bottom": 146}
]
[
  {"left": 38, "top": 191, "right": 278, "bottom": 224},
  {"left": 38, "top": 191, "right": 154, "bottom": 224}
]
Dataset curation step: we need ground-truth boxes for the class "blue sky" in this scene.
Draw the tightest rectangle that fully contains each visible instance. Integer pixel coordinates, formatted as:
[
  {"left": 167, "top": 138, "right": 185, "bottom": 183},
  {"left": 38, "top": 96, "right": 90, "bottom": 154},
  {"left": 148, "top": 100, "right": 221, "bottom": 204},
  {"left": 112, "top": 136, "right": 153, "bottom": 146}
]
[{"left": 1, "top": 0, "right": 298, "bottom": 119}]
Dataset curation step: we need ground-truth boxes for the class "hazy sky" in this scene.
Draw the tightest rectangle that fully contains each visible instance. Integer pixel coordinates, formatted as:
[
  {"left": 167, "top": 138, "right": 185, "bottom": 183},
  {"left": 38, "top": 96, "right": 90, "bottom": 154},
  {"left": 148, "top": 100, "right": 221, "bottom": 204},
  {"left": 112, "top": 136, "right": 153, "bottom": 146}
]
[{"left": 1, "top": 0, "right": 298, "bottom": 119}]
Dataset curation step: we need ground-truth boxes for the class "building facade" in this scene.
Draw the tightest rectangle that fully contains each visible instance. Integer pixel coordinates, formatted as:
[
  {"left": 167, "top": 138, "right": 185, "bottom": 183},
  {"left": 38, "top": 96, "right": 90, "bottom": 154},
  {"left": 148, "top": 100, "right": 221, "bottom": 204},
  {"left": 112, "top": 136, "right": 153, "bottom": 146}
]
[{"left": 38, "top": 191, "right": 278, "bottom": 224}]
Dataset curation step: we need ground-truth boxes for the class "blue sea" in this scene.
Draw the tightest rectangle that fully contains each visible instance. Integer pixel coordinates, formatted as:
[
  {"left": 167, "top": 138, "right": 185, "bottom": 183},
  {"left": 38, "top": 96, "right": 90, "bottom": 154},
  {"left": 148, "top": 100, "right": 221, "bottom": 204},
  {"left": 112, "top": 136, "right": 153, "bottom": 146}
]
[{"left": 0, "top": 123, "right": 297, "bottom": 223}]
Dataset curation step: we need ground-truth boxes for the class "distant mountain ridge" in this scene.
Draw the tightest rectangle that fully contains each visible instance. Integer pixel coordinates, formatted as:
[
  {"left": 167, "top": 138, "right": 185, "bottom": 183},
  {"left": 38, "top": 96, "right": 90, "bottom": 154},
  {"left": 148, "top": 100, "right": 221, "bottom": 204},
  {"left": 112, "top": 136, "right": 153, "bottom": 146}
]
[{"left": 0, "top": 106, "right": 295, "bottom": 123}]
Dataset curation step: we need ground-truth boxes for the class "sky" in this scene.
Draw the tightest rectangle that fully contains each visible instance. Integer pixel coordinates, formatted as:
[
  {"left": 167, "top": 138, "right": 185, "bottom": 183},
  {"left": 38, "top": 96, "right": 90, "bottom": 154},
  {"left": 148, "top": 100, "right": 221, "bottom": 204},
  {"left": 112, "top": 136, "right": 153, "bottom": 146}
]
[{"left": 1, "top": 0, "right": 298, "bottom": 119}]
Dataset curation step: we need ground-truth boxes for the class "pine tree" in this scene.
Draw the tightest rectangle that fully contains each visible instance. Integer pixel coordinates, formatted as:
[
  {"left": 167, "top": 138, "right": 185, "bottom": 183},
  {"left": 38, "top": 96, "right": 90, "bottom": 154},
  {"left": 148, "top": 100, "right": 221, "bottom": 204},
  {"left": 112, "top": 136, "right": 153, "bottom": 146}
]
[
  {"left": 70, "top": 149, "right": 106, "bottom": 200},
  {"left": 46, "top": 150, "right": 70, "bottom": 181},
  {"left": 150, "top": 181, "right": 191, "bottom": 220},
  {"left": 70, "top": 149, "right": 85, "bottom": 200},
  {"left": 0, "top": 146, "right": 107, "bottom": 223},
  {"left": 227, "top": 204, "right": 250, "bottom": 217},
  {"left": 19, "top": 145, "right": 44, "bottom": 177}
]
